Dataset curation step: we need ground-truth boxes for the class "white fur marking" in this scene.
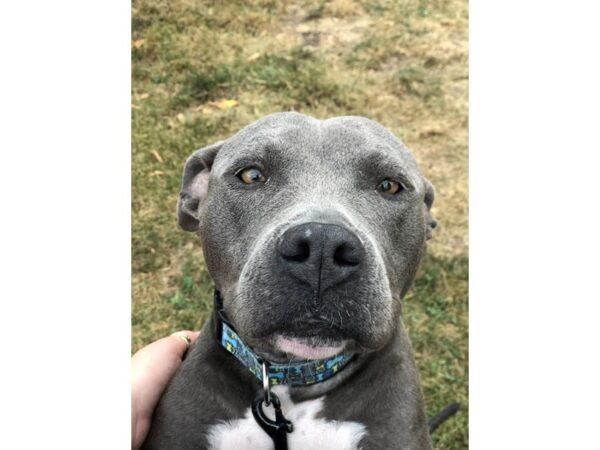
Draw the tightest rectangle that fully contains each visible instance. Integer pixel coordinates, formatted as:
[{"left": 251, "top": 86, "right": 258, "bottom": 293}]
[{"left": 208, "top": 386, "right": 367, "bottom": 450}]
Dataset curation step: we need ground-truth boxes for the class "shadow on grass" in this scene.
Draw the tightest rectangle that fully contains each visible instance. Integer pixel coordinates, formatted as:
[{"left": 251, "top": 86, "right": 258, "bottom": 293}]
[{"left": 171, "top": 46, "right": 351, "bottom": 111}]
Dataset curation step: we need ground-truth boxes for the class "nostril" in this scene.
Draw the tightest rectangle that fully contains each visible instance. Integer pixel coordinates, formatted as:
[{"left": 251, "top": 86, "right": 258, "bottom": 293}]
[
  {"left": 281, "top": 239, "right": 311, "bottom": 263},
  {"left": 333, "top": 243, "right": 361, "bottom": 267}
]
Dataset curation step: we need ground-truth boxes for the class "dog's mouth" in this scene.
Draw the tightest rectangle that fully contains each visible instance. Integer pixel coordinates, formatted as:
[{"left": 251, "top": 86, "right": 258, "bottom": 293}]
[
  {"left": 274, "top": 334, "right": 348, "bottom": 360},
  {"left": 243, "top": 314, "right": 352, "bottom": 362},
  {"left": 265, "top": 316, "right": 350, "bottom": 361}
]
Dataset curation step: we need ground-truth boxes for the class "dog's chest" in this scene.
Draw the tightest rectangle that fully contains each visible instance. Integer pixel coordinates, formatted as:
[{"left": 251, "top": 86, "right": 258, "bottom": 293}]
[{"left": 207, "top": 386, "right": 367, "bottom": 450}]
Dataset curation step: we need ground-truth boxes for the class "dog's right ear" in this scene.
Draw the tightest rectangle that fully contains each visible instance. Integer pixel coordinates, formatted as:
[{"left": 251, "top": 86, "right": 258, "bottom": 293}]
[
  {"left": 177, "top": 140, "right": 224, "bottom": 231},
  {"left": 423, "top": 178, "right": 438, "bottom": 240}
]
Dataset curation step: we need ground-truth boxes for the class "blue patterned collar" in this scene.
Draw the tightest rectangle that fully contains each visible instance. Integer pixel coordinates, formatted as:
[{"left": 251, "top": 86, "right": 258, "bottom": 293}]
[{"left": 214, "top": 290, "right": 354, "bottom": 386}]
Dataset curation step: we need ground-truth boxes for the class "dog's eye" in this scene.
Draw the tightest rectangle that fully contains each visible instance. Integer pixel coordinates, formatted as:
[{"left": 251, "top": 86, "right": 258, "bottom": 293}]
[
  {"left": 237, "top": 167, "right": 266, "bottom": 185},
  {"left": 377, "top": 179, "right": 404, "bottom": 195}
]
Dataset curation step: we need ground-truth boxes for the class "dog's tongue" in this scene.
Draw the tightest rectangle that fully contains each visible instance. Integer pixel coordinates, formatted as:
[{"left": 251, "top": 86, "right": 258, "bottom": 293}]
[{"left": 275, "top": 335, "right": 345, "bottom": 360}]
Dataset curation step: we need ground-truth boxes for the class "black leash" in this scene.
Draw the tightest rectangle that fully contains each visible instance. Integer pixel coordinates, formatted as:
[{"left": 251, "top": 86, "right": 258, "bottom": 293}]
[
  {"left": 428, "top": 402, "right": 461, "bottom": 434},
  {"left": 251, "top": 390, "right": 294, "bottom": 450}
]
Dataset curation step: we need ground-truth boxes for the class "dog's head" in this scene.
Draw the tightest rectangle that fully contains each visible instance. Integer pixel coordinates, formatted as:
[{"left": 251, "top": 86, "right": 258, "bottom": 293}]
[{"left": 178, "top": 112, "right": 436, "bottom": 361}]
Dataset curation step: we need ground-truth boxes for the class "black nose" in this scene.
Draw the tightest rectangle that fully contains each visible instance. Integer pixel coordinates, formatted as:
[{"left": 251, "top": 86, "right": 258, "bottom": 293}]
[{"left": 278, "top": 222, "right": 365, "bottom": 293}]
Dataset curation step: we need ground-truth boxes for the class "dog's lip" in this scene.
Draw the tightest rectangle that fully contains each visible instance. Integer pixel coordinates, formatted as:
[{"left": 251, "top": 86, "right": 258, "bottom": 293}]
[{"left": 274, "top": 334, "right": 347, "bottom": 360}]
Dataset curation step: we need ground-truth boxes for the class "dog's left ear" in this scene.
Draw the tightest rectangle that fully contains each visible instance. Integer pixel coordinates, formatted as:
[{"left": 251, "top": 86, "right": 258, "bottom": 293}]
[
  {"left": 177, "top": 140, "right": 224, "bottom": 231},
  {"left": 423, "top": 178, "right": 438, "bottom": 240}
]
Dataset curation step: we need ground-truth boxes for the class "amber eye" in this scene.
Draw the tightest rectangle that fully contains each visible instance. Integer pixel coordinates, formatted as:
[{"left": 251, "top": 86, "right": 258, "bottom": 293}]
[
  {"left": 378, "top": 179, "right": 404, "bottom": 195},
  {"left": 237, "top": 167, "right": 266, "bottom": 185}
]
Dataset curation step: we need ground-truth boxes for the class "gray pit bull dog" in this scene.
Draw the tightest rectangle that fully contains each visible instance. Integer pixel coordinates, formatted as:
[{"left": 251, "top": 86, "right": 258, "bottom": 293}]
[{"left": 143, "top": 112, "right": 439, "bottom": 449}]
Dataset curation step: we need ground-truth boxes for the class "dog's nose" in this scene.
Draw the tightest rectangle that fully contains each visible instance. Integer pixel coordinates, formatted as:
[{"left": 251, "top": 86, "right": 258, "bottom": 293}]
[{"left": 278, "top": 222, "right": 364, "bottom": 293}]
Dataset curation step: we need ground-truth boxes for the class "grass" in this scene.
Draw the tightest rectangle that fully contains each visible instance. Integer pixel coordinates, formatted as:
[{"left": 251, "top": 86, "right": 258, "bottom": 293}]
[{"left": 132, "top": 0, "right": 468, "bottom": 448}]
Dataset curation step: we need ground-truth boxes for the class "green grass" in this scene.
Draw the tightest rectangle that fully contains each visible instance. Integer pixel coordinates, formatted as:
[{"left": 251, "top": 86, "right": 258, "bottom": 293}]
[
  {"left": 132, "top": 0, "right": 468, "bottom": 448},
  {"left": 406, "top": 254, "right": 468, "bottom": 447}
]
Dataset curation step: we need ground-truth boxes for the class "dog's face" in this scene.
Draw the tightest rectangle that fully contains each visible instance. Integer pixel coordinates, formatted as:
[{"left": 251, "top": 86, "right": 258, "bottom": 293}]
[{"left": 178, "top": 112, "right": 436, "bottom": 361}]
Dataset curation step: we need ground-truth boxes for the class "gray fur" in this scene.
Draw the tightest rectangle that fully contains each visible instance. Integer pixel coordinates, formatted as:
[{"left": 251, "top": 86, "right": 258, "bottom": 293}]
[{"left": 144, "top": 112, "right": 436, "bottom": 449}]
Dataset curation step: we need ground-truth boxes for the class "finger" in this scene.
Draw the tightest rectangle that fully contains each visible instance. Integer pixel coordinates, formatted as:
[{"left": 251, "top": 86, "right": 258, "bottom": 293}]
[
  {"left": 169, "top": 330, "right": 200, "bottom": 357},
  {"left": 131, "top": 331, "right": 199, "bottom": 385},
  {"left": 188, "top": 330, "right": 201, "bottom": 342}
]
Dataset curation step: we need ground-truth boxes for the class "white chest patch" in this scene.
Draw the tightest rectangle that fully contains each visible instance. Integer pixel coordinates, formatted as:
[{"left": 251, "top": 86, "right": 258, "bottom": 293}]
[{"left": 207, "top": 386, "right": 367, "bottom": 450}]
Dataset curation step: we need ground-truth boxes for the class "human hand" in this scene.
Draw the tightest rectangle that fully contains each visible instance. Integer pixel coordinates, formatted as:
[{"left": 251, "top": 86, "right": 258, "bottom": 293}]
[{"left": 131, "top": 330, "right": 201, "bottom": 450}]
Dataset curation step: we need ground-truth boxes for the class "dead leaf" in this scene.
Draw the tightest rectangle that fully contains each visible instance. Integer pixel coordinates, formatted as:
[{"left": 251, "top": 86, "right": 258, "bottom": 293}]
[
  {"left": 419, "top": 128, "right": 445, "bottom": 139},
  {"left": 176, "top": 113, "right": 186, "bottom": 124},
  {"left": 212, "top": 98, "right": 238, "bottom": 110},
  {"left": 149, "top": 170, "right": 164, "bottom": 177},
  {"left": 223, "top": 99, "right": 238, "bottom": 109},
  {"left": 246, "top": 52, "right": 260, "bottom": 62},
  {"left": 133, "top": 39, "right": 146, "bottom": 49},
  {"left": 201, "top": 107, "right": 213, "bottom": 115},
  {"left": 138, "top": 92, "right": 149, "bottom": 100},
  {"left": 151, "top": 150, "right": 163, "bottom": 163}
]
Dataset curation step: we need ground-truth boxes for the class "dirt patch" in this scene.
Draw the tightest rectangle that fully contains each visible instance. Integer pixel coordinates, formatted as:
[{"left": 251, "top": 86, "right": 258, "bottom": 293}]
[{"left": 281, "top": 4, "right": 373, "bottom": 57}]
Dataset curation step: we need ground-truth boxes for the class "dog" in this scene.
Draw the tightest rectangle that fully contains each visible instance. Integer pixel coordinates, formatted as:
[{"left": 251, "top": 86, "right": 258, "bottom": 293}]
[{"left": 143, "top": 112, "right": 439, "bottom": 449}]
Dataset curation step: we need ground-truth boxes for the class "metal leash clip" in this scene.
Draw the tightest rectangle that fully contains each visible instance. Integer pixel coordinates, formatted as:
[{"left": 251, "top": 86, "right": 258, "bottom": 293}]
[
  {"left": 262, "top": 360, "right": 272, "bottom": 406},
  {"left": 251, "top": 361, "right": 293, "bottom": 450}
]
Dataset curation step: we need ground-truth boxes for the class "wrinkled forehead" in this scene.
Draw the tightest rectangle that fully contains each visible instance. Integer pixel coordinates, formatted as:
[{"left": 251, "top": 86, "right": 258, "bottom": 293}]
[{"left": 211, "top": 114, "right": 423, "bottom": 183}]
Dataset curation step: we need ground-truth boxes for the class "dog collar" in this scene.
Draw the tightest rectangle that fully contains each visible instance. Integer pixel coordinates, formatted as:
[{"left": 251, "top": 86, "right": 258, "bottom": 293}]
[{"left": 213, "top": 290, "right": 354, "bottom": 386}]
